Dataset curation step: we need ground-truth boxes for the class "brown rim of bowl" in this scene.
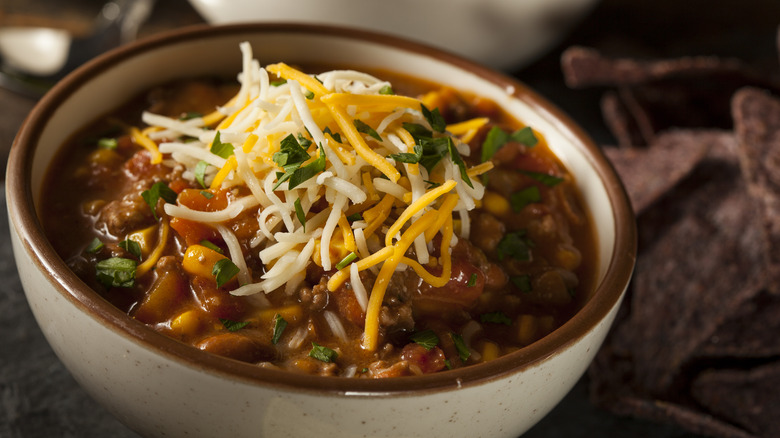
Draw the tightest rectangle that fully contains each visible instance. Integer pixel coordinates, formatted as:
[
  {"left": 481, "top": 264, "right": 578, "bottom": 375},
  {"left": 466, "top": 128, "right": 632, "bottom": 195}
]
[{"left": 7, "top": 23, "right": 637, "bottom": 396}]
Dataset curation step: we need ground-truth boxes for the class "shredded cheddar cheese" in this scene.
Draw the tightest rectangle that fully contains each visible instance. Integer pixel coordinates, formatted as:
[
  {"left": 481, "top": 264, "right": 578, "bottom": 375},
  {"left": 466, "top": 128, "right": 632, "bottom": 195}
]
[{"left": 135, "top": 42, "right": 489, "bottom": 351}]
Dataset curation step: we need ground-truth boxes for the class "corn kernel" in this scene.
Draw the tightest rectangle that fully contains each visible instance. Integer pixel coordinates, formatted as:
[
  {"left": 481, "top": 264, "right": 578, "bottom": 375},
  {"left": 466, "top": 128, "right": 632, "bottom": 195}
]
[
  {"left": 517, "top": 314, "right": 537, "bottom": 345},
  {"left": 482, "top": 191, "right": 509, "bottom": 216},
  {"left": 170, "top": 309, "right": 203, "bottom": 338},
  {"left": 257, "top": 304, "right": 303, "bottom": 324},
  {"left": 481, "top": 341, "right": 500, "bottom": 362}
]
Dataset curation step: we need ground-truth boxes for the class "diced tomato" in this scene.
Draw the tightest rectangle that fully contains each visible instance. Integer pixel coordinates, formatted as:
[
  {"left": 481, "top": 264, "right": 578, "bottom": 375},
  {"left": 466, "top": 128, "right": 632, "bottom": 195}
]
[
  {"left": 411, "top": 260, "right": 484, "bottom": 316},
  {"left": 170, "top": 217, "right": 221, "bottom": 247},
  {"left": 168, "top": 178, "right": 191, "bottom": 193},
  {"left": 191, "top": 276, "right": 245, "bottom": 320},
  {"left": 177, "top": 188, "right": 229, "bottom": 211},
  {"left": 330, "top": 284, "right": 366, "bottom": 328},
  {"left": 400, "top": 343, "right": 447, "bottom": 374}
]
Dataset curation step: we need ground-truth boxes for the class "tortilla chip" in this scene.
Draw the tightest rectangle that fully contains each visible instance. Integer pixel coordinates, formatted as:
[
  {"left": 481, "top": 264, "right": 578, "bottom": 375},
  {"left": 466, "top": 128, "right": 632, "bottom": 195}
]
[
  {"left": 603, "top": 130, "right": 716, "bottom": 215},
  {"left": 691, "top": 363, "right": 780, "bottom": 437},
  {"left": 732, "top": 87, "right": 780, "bottom": 295},
  {"left": 561, "top": 46, "right": 758, "bottom": 89},
  {"left": 611, "top": 135, "right": 766, "bottom": 397}
]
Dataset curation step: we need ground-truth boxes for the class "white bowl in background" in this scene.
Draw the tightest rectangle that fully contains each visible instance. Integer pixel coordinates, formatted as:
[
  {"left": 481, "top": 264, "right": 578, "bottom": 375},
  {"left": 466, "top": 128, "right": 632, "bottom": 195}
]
[
  {"left": 188, "top": 0, "right": 599, "bottom": 71},
  {"left": 7, "top": 24, "right": 634, "bottom": 438}
]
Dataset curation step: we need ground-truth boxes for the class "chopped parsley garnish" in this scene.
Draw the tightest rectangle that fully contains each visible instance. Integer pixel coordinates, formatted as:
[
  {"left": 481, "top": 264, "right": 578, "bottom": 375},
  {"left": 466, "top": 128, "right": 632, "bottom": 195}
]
[
  {"left": 467, "top": 273, "right": 478, "bottom": 287},
  {"left": 410, "top": 329, "right": 439, "bottom": 350},
  {"left": 354, "top": 119, "right": 382, "bottom": 141},
  {"left": 141, "top": 181, "right": 177, "bottom": 221},
  {"left": 510, "top": 275, "right": 532, "bottom": 293},
  {"left": 520, "top": 170, "right": 564, "bottom": 187},
  {"left": 309, "top": 342, "right": 338, "bottom": 362},
  {"left": 424, "top": 180, "right": 442, "bottom": 189},
  {"left": 212, "top": 258, "right": 239, "bottom": 288},
  {"left": 379, "top": 85, "right": 394, "bottom": 95},
  {"left": 119, "top": 239, "right": 142, "bottom": 259},
  {"left": 480, "top": 126, "right": 538, "bottom": 162},
  {"left": 194, "top": 160, "right": 209, "bottom": 188},
  {"left": 200, "top": 190, "right": 214, "bottom": 199},
  {"left": 510, "top": 186, "right": 541, "bottom": 212},
  {"left": 480, "top": 312, "right": 512, "bottom": 325},
  {"left": 323, "top": 126, "right": 342, "bottom": 143},
  {"left": 496, "top": 230, "right": 535, "bottom": 262},
  {"left": 272, "top": 134, "right": 326, "bottom": 190},
  {"left": 199, "top": 240, "right": 223, "bottom": 254},
  {"left": 346, "top": 212, "right": 362, "bottom": 222},
  {"left": 294, "top": 198, "right": 306, "bottom": 231},
  {"left": 97, "top": 137, "right": 118, "bottom": 150},
  {"left": 451, "top": 333, "right": 470, "bottom": 362},
  {"left": 95, "top": 257, "right": 136, "bottom": 288},
  {"left": 179, "top": 111, "right": 203, "bottom": 120},
  {"left": 220, "top": 318, "right": 250, "bottom": 332},
  {"left": 271, "top": 314, "right": 287, "bottom": 344},
  {"left": 297, "top": 133, "right": 313, "bottom": 149},
  {"left": 390, "top": 123, "right": 473, "bottom": 187},
  {"left": 210, "top": 131, "right": 234, "bottom": 158},
  {"left": 421, "top": 104, "right": 446, "bottom": 133},
  {"left": 85, "top": 237, "right": 104, "bottom": 254},
  {"left": 335, "top": 252, "right": 357, "bottom": 270},
  {"left": 271, "top": 79, "right": 287, "bottom": 86},
  {"left": 303, "top": 89, "right": 315, "bottom": 100}
]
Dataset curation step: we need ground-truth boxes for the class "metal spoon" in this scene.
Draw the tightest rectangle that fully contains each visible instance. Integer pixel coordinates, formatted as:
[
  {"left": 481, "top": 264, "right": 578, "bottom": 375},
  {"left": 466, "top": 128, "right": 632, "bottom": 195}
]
[{"left": 0, "top": 0, "right": 155, "bottom": 97}]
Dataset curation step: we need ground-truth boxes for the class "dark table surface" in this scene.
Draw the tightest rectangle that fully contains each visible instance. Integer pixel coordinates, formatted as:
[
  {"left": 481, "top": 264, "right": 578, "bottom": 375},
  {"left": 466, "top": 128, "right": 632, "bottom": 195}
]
[{"left": 1, "top": 0, "right": 777, "bottom": 436}]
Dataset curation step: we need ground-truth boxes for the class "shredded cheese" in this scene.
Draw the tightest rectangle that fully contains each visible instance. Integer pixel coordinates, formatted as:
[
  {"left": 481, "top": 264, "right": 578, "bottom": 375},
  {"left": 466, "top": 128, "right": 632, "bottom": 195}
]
[{"left": 134, "top": 43, "right": 489, "bottom": 351}]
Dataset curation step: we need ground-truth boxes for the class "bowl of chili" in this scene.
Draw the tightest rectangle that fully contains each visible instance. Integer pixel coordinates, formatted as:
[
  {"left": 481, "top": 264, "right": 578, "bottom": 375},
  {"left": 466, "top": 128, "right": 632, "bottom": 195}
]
[{"left": 6, "top": 23, "right": 635, "bottom": 437}]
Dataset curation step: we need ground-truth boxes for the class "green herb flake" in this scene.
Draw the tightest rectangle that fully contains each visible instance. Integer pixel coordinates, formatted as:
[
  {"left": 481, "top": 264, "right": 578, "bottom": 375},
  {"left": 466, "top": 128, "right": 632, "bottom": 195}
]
[
  {"left": 410, "top": 329, "right": 439, "bottom": 350},
  {"left": 200, "top": 190, "right": 214, "bottom": 199},
  {"left": 379, "top": 85, "right": 394, "bottom": 95},
  {"left": 95, "top": 257, "right": 137, "bottom": 288},
  {"left": 303, "top": 89, "right": 315, "bottom": 100},
  {"left": 481, "top": 126, "right": 508, "bottom": 162},
  {"left": 220, "top": 318, "right": 250, "bottom": 332},
  {"left": 323, "top": 127, "right": 343, "bottom": 143},
  {"left": 354, "top": 119, "right": 382, "bottom": 142},
  {"left": 272, "top": 135, "right": 326, "bottom": 190},
  {"left": 510, "top": 186, "right": 541, "bottom": 212},
  {"left": 424, "top": 180, "right": 442, "bottom": 189},
  {"left": 98, "top": 137, "right": 118, "bottom": 150},
  {"left": 271, "top": 79, "right": 287, "bottom": 87},
  {"left": 119, "top": 239, "right": 142, "bottom": 260},
  {"left": 480, "top": 312, "right": 512, "bottom": 325},
  {"left": 451, "top": 333, "right": 471, "bottom": 362},
  {"left": 294, "top": 198, "right": 306, "bottom": 231},
  {"left": 335, "top": 252, "right": 358, "bottom": 271},
  {"left": 346, "top": 212, "right": 362, "bottom": 222},
  {"left": 444, "top": 359, "right": 453, "bottom": 370},
  {"left": 447, "top": 139, "right": 474, "bottom": 188},
  {"left": 511, "top": 275, "right": 532, "bottom": 293},
  {"left": 199, "top": 240, "right": 223, "bottom": 254},
  {"left": 511, "top": 126, "right": 538, "bottom": 147},
  {"left": 194, "top": 160, "right": 209, "bottom": 188},
  {"left": 271, "top": 314, "right": 288, "bottom": 345},
  {"left": 210, "top": 131, "right": 235, "bottom": 159},
  {"left": 179, "top": 111, "right": 203, "bottom": 121},
  {"left": 85, "top": 237, "right": 104, "bottom": 254},
  {"left": 309, "top": 342, "right": 338, "bottom": 363},
  {"left": 421, "top": 104, "right": 446, "bottom": 133},
  {"left": 496, "top": 230, "right": 535, "bottom": 262},
  {"left": 388, "top": 142, "right": 422, "bottom": 164},
  {"left": 141, "top": 181, "right": 177, "bottom": 221},
  {"left": 467, "top": 273, "right": 478, "bottom": 287},
  {"left": 212, "top": 258, "right": 240, "bottom": 288},
  {"left": 520, "top": 170, "right": 564, "bottom": 187}
]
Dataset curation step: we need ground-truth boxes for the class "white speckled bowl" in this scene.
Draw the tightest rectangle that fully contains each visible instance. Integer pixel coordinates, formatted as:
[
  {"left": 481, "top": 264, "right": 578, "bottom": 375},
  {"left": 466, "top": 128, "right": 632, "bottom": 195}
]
[{"left": 7, "top": 24, "right": 635, "bottom": 438}]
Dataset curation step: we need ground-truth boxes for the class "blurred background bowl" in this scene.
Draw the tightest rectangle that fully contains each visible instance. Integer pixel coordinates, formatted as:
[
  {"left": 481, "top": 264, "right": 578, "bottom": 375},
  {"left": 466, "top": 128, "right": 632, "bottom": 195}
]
[{"left": 187, "top": 0, "right": 600, "bottom": 71}]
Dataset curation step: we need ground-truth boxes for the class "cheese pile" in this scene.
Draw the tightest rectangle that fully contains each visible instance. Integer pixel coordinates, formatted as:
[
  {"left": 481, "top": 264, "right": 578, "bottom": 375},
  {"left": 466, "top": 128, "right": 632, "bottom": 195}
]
[{"left": 136, "top": 42, "right": 491, "bottom": 350}]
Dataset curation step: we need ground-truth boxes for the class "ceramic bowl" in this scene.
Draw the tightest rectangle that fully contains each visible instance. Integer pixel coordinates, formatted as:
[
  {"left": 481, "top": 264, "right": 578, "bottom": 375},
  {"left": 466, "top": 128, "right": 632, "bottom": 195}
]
[
  {"left": 187, "top": 0, "right": 600, "bottom": 71},
  {"left": 6, "top": 24, "right": 635, "bottom": 438}
]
